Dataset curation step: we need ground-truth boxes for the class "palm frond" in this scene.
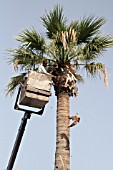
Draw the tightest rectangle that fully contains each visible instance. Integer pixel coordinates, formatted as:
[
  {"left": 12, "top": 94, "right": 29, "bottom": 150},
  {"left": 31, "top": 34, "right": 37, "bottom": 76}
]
[
  {"left": 7, "top": 28, "right": 47, "bottom": 71},
  {"left": 15, "top": 28, "right": 46, "bottom": 52},
  {"left": 41, "top": 5, "right": 67, "bottom": 38},
  {"left": 68, "top": 21, "right": 79, "bottom": 30},
  {"left": 79, "top": 35, "right": 113, "bottom": 62},
  {"left": 77, "top": 16, "right": 106, "bottom": 43},
  {"left": 8, "top": 47, "right": 44, "bottom": 71},
  {"left": 75, "top": 73, "right": 84, "bottom": 83},
  {"left": 84, "top": 62, "right": 108, "bottom": 87},
  {"left": 49, "top": 27, "right": 78, "bottom": 64},
  {"left": 5, "top": 73, "right": 26, "bottom": 96},
  {"left": 54, "top": 28, "right": 77, "bottom": 48}
]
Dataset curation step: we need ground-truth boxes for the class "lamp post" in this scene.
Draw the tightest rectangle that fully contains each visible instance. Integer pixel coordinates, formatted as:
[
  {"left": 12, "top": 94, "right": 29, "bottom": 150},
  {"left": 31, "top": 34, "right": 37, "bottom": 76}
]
[
  {"left": 6, "top": 112, "right": 31, "bottom": 170},
  {"left": 6, "top": 72, "right": 52, "bottom": 169},
  {"left": 6, "top": 86, "right": 45, "bottom": 170}
]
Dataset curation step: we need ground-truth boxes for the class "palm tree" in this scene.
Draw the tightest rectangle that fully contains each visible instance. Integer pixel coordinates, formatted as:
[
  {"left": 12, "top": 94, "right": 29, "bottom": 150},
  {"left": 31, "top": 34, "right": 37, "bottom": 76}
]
[{"left": 6, "top": 5, "right": 113, "bottom": 170}]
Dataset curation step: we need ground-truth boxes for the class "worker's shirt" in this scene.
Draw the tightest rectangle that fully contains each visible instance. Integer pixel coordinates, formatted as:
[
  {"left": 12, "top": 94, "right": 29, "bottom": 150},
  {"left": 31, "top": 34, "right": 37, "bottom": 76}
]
[{"left": 38, "top": 63, "right": 48, "bottom": 74}]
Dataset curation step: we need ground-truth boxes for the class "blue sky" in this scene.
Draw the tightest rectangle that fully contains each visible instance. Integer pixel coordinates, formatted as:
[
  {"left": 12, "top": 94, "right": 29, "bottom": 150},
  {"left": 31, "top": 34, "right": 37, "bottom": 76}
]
[{"left": 1, "top": 0, "right": 113, "bottom": 169}]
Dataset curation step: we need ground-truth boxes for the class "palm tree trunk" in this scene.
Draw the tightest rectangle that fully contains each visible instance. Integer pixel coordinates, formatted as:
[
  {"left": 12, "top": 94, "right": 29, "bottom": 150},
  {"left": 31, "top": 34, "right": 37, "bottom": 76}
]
[{"left": 55, "top": 92, "right": 70, "bottom": 170}]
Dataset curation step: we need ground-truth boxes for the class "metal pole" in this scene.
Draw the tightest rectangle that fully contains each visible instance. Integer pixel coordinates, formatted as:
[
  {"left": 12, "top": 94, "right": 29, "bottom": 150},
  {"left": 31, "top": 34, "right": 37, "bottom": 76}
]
[{"left": 6, "top": 112, "right": 31, "bottom": 170}]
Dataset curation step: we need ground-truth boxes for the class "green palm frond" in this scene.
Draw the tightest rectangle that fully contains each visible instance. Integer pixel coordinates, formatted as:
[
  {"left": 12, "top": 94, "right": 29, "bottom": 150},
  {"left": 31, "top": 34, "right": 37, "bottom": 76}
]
[
  {"left": 8, "top": 47, "right": 44, "bottom": 71},
  {"left": 15, "top": 28, "right": 46, "bottom": 52},
  {"left": 79, "top": 35, "right": 113, "bottom": 62},
  {"left": 6, "top": 73, "right": 26, "bottom": 96},
  {"left": 68, "top": 21, "right": 79, "bottom": 30},
  {"left": 77, "top": 16, "right": 106, "bottom": 43},
  {"left": 41, "top": 5, "right": 67, "bottom": 38}
]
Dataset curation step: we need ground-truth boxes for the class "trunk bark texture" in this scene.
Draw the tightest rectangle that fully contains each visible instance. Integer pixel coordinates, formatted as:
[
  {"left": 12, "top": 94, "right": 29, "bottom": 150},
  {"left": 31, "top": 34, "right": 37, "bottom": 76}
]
[{"left": 55, "top": 92, "right": 70, "bottom": 170}]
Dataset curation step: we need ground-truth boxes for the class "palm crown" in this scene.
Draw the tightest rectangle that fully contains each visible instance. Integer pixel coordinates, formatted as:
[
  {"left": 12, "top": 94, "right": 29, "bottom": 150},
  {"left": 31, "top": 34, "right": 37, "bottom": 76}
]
[{"left": 6, "top": 5, "right": 113, "bottom": 96}]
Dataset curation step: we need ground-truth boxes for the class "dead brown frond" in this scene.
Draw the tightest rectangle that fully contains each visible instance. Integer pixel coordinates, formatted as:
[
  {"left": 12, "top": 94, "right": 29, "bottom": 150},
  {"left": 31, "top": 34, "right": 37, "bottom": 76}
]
[
  {"left": 102, "top": 66, "right": 108, "bottom": 88},
  {"left": 85, "top": 62, "right": 108, "bottom": 88}
]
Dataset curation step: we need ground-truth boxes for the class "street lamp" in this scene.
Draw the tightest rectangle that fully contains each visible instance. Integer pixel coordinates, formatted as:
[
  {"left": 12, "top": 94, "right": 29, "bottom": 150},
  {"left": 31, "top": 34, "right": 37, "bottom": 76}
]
[{"left": 6, "top": 71, "right": 52, "bottom": 170}]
